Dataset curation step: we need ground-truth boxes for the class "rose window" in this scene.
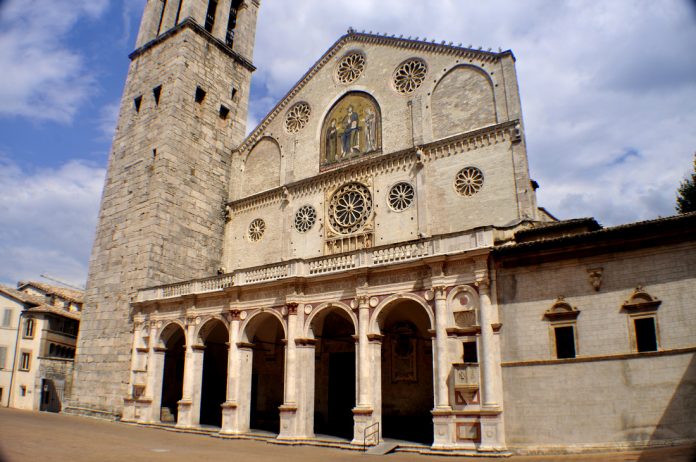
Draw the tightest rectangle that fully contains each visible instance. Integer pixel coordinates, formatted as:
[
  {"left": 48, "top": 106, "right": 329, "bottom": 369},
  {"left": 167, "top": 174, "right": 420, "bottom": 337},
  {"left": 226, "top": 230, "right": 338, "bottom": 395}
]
[
  {"left": 328, "top": 183, "right": 373, "bottom": 234},
  {"left": 336, "top": 52, "right": 366, "bottom": 84},
  {"left": 387, "top": 182, "right": 415, "bottom": 211},
  {"left": 248, "top": 218, "right": 266, "bottom": 241},
  {"left": 284, "top": 102, "right": 311, "bottom": 133},
  {"left": 393, "top": 59, "right": 428, "bottom": 94},
  {"left": 454, "top": 167, "right": 484, "bottom": 196},
  {"left": 294, "top": 205, "right": 317, "bottom": 233}
]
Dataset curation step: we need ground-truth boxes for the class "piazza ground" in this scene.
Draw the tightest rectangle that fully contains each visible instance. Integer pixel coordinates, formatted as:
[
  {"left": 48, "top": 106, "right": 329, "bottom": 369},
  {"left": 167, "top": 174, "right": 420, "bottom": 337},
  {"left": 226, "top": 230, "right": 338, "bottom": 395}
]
[{"left": 0, "top": 408, "right": 694, "bottom": 462}]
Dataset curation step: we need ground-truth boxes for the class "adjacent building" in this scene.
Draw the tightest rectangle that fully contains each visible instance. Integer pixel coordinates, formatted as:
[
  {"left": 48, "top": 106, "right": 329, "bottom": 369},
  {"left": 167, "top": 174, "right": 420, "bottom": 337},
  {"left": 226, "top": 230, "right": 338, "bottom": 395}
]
[
  {"left": 0, "top": 282, "right": 82, "bottom": 412},
  {"left": 66, "top": 0, "right": 696, "bottom": 455}
]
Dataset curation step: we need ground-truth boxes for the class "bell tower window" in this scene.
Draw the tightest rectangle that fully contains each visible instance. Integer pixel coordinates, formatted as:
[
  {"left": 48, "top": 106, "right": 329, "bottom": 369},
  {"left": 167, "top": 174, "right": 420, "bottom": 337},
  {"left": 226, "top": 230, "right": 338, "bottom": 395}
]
[
  {"left": 226, "top": 0, "right": 243, "bottom": 46},
  {"left": 204, "top": 0, "right": 218, "bottom": 32},
  {"left": 156, "top": 0, "right": 168, "bottom": 36}
]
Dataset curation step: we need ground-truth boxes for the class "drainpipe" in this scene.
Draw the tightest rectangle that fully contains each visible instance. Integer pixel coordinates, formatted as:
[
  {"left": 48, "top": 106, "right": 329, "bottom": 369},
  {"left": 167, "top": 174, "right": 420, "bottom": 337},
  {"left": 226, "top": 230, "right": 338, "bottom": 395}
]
[{"left": 7, "top": 310, "right": 24, "bottom": 408}]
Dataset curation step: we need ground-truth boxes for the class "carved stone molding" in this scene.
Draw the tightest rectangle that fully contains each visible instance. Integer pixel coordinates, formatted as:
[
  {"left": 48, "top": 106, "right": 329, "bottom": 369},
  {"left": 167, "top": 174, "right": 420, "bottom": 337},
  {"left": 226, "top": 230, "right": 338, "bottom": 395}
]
[
  {"left": 544, "top": 296, "right": 580, "bottom": 321},
  {"left": 622, "top": 285, "right": 661, "bottom": 313},
  {"left": 286, "top": 302, "right": 299, "bottom": 315},
  {"left": 587, "top": 267, "right": 603, "bottom": 292}
]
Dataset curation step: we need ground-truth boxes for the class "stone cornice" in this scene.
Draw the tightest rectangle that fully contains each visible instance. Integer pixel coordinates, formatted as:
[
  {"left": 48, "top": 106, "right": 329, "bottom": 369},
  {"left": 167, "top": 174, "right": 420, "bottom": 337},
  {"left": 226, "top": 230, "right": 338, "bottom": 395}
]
[
  {"left": 236, "top": 31, "right": 512, "bottom": 155},
  {"left": 128, "top": 18, "right": 256, "bottom": 72},
  {"left": 228, "top": 120, "right": 519, "bottom": 214}
]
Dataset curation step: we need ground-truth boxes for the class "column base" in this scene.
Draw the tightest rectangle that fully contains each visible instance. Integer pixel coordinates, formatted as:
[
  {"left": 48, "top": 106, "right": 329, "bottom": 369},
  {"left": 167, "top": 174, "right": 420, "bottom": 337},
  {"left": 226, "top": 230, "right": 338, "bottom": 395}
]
[
  {"left": 175, "top": 399, "right": 194, "bottom": 429},
  {"left": 352, "top": 406, "right": 377, "bottom": 446},
  {"left": 277, "top": 404, "right": 300, "bottom": 440},
  {"left": 220, "top": 401, "right": 239, "bottom": 434}
]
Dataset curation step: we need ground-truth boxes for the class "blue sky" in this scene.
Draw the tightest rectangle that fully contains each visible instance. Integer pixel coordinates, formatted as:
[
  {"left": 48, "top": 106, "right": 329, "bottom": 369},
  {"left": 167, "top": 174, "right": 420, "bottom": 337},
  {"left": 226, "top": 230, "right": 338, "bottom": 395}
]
[{"left": 1, "top": 0, "right": 695, "bottom": 287}]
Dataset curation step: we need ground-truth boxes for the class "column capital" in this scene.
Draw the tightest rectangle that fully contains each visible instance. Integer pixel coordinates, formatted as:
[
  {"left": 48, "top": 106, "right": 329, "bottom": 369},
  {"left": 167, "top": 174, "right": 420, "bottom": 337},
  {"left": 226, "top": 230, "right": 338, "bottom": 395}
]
[
  {"left": 476, "top": 277, "right": 491, "bottom": 293},
  {"left": 227, "top": 309, "right": 242, "bottom": 321},
  {"left": 185, "top": 315, "right": 198, "bottom": 327},
  {"left": 432, "top": 285, "right": 448, "bottom": 300},
  {"left": 286, "top": 302, "right": 299, "bottom": 315},
  {"left": 355, "top": 295, "right": 370, "bottom": 308}
]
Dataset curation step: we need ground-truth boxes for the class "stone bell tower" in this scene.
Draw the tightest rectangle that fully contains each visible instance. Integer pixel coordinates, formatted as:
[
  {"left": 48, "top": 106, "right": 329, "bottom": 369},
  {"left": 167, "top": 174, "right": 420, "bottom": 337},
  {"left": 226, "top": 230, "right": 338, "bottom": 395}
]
[{"left": 67, "top": 0, "right": 260, "bottom": 417}]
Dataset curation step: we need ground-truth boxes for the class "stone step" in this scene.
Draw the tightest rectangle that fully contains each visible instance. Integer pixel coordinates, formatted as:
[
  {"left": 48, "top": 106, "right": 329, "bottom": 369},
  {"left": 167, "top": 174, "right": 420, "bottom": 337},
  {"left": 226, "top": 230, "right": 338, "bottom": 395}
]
[{"left": 365, "top": 441, "right": 399, "bottom": 455}]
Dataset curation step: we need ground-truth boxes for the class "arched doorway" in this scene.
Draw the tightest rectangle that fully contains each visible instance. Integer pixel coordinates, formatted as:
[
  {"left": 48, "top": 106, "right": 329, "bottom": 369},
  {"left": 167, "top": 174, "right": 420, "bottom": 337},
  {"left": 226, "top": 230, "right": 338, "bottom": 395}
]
[
  {"left": 311, "top": 308, "right": 356, "bottom": 439},
  {"left": 160, "top": 324, "right": 185, "bottom": 423},
  {"left": 199, "top": 319, "right": 229, "bottom": 427},
  {"left": 244, "top": 313, "right": 285, "bottom": 433},
  {"left": 378, "top": 299, "right": 434, "bottom": 444}
]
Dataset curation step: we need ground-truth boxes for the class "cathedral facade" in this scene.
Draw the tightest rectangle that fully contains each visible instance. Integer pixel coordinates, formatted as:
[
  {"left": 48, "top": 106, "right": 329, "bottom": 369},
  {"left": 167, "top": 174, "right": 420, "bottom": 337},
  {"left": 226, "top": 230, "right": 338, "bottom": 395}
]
[{"left": 67, "top": 0, "right": 696, "bottom": 455}]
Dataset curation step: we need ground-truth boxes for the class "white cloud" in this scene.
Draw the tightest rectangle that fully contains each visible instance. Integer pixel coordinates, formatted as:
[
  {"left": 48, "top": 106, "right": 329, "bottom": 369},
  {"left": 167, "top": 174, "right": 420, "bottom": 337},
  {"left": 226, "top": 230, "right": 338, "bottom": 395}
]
[
  {"left": 0, "top": 156, "right": 105, "bottom": 286},
  {"left": 248, "top": 0, "right": 696, "bottom": 226},
  {"left": 0, "top": 0, "right": 109, "bottom": 123},
  {"left": 97, "top": 101, "right": 121, "bottom": 140}
]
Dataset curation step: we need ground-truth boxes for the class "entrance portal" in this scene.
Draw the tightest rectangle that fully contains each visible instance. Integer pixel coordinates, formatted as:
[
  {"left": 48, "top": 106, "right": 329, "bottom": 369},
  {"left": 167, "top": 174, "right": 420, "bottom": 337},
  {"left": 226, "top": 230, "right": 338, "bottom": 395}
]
[
  {"left": 247, "top": 314, "right": 285, "bottom": 433},
  {"left": 380, "top": 300, "right": 434, "bottom": 444},
  {"left": 199, "top": 320, "right": 229, "bottom": 427},
  {"left": 160, "top": 324, "right": 185, "bottom": 423},
  {"left": 313, "top": 310, "right": 355, "bottom": 439}
]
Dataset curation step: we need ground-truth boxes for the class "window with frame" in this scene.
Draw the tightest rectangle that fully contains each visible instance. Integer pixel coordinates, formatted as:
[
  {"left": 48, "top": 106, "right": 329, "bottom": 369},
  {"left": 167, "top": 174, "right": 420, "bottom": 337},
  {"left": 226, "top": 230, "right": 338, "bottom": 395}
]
[
  {"left": 634, "top": 316, "right": 658, "bottom": 352},
  {"left": 2, "top": 308, "right": 12, "bottom": 327},
  {"left": 0, "top": 346, "right": 6, "bottom": 369},
  {"left": 20, "top": 352, "right": 31, "bottom": 371},
  {"left": 462, "top": 340, "right": 478, "bottom": 363},
  {"left": 554, "top": 325, "right": 576, "bottom": 359},
  {"left": 23, "top": 318, "right": 34, "bottom": 338}
]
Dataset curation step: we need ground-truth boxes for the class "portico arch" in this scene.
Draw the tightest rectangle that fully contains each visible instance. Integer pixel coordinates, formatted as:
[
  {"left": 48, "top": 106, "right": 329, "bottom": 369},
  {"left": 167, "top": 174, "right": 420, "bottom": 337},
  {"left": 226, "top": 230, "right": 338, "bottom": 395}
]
[
  {"left": 159, "top": 322, "right": 186, "bottom": 423},
  {"left": 374, "top": 295, "right": 434, "bottom": 444},
  {"left": 240, "top": 310, "right": 286, "bottom": 433},
  {"left": 197, "top": 318, "right": 229, "bottom": 427},
  {"left": 308, "top": 304, "right": 357, "bottom": 439}
]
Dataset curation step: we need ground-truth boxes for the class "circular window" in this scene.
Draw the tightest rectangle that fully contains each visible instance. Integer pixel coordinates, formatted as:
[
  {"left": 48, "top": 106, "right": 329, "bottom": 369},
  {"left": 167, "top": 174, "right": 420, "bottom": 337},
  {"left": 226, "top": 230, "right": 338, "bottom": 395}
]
[
  {"left": 393, "top": 59, "right": 428, "bottom": 94},
  {"left": 285, "top": 102, "right": 311, "bottom": 133},
  {"left": 248, "top": 218, "right": 266, "bottom": 241},
  {"left": 294, "top": 205, "right": 317, "bottom": 233},
  {"left": 328, "top": 183, "right": 373, "bottom": 234},
  {"left": 387, "top": 182, "right": 415, "bottom": 211},
  {"left": 454, "top": 167, "right": 484, "bottom": 196},
  {"left": 336, "top": 52, "right": 366, "bottom": 84}
]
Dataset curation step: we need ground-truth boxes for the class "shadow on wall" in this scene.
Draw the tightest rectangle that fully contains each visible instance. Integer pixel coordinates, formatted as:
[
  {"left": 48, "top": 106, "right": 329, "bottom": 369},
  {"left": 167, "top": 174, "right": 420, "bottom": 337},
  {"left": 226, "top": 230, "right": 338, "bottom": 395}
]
[{"left": 637, "top": 352, "right": 696, "bottom": 462}]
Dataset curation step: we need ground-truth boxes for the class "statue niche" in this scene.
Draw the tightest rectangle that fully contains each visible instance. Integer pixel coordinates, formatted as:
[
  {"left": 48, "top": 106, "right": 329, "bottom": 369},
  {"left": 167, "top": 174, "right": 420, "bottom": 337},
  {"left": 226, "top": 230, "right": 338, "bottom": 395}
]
[{"left": 321, "top": 92, "right": 381, "bottom": 168}]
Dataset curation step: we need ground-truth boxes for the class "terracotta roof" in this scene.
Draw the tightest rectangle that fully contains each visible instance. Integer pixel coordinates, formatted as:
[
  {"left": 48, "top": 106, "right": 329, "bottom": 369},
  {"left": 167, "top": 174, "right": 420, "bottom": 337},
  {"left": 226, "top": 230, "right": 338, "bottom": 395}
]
[
  {"left": 24, "top": 304, "right": 81, "bottom": 321},
  {"left": 494, "top": 212, "right": 696, "bottom": 257},
  {"left": 0, "top": 285, "right": 45, "bottom": 306},
  {"left": 17, "top": 281, "right": 84, "bottom": 304}
]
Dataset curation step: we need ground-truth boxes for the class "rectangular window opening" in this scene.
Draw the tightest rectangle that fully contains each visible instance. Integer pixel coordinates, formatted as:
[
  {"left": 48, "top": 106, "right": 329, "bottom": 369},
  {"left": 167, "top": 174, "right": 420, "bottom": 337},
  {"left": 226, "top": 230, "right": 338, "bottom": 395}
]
[
  {"left": 2, "top": 309, "right": 12, "bottom": 327},
  {"left": 204, "top": 0, "right": 218, "bottom": 32},
  {"left": 219, "top": 105, "right": 230, "bottom": 119},
  {"left": 156, "top": 0, "right": 168, "bottom": 35},
  {"left": 554, "top": 325, "right": 576, "bottom": 359},
  {"left": 174, "top": 0, "right": 183, "bottom": 25},
  {"left": 462, "top": 340, "right": 478, "bottom": 363},
  {"left": 153, "top": 85, "right": 162, "bottom": 105},
  {"left": 225, "top": 0, "right": 242, "bottom": 46},
  {"left": 231, "top": 85, "right": 238, "bottom": 100},
  {"left": 24, "top": 318, "right": 34, "bottom": 338},
  {"left": 20, "top": 352, "right": 31, "bottom": 371},
  {"left": 195, "top": 86, "right": 206, "bottom": 103},
  {"left": 20, "top": 385, "right": 26, "bottom": 397},
  {"left": 134, "top": 96, "right": 143, "bottom": 112},
  {"left": 0, "top": 346, "right": 6, "bottom": 369},
  {"left": 635, "top": 317, "right": 658, "bottom": 352}
]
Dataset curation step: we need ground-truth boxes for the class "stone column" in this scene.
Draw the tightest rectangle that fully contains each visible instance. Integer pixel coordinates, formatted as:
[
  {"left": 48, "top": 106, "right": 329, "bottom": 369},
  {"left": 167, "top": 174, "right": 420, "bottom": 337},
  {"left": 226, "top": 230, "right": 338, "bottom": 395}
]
[
  {"left": 176, "top": 317, "right": 199, "bottom": 428},
  {"left": 123, "top": 321, "right": 143, "bottom": 422},
  {"left": 278, "top": 303, "right": 299, "bottom": 440},
  {"left": 352, "top": 295, "right": 376, "bottom": 444},
  {"left": 140, "top": 321, "right": 163, "bottom": 423},
  {"left": 221, "top": 310, "right": 241, "bottom": 434},
  {"left": 477, "top": 280, "right": 496, "bottom": 408},
  {"left": 433, "top": 286, "right": 451, "bottom": 410},
  {"left": 212, "top": 0, "right": 232, "bottom": 40}
]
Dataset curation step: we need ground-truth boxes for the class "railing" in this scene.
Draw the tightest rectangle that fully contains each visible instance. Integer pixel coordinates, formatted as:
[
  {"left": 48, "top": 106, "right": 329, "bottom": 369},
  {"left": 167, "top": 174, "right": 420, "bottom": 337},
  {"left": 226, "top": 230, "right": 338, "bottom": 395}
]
[
  {"left": 363, "top": 421, "right": 380, "bottom": 451},
  {"left": 136, "top": 228, "right": 494, "bottom": 303}
]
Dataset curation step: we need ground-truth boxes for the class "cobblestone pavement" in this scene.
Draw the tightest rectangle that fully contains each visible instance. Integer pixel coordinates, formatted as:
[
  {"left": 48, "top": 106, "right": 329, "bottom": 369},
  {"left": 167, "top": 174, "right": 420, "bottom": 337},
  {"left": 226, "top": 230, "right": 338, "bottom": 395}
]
[{"left": 0, "top": 409, "right": 694, "bottom": 462}]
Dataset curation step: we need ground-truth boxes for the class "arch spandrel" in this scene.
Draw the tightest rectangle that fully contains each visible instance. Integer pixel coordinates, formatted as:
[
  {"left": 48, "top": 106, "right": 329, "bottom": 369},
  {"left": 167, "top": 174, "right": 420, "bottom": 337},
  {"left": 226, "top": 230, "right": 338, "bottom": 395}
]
[{"left": 320, "top": 92, "right": 382, "bottom": 169}]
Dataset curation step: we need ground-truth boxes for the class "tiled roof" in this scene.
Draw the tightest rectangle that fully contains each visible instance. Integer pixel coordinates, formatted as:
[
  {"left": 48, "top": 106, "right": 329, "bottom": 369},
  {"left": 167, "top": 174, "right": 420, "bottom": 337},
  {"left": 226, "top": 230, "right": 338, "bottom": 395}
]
[
  {"left": 24, "top": 304, "right": 81, "bottom": 321},
  {"left": 0, "top": 285, "right": 45, "bottom": 305},
  {"left": 17, "top": 281, "right": 84, "bottom": 304}
]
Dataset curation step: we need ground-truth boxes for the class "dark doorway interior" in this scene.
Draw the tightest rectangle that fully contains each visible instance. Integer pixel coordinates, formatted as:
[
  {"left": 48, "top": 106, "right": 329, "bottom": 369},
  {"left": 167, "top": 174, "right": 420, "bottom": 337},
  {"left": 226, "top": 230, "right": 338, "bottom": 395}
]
[
  {"left": 249, "top": 316, "right": 284, "bottom": 433},
  {"left": 200, "top": 321, "right": 229, "bottom": 427},
  {"left": 381, "top": 302, "right": 434, "bottom": 444},
  {"left": 314, "top": 310, "right": 355, "bottom": 439},
  {"left": 161, "top": 327, "right": 185, "bottom": 423},
  {"left": 39, "top": 378, "right": 61, "bottom": 412}
]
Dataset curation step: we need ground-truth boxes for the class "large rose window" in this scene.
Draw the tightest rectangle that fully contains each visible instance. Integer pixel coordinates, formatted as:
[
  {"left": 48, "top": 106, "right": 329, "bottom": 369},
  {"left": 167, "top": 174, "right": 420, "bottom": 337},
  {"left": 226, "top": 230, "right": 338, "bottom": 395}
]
[{"left": 328, "top": 183, "right": 373, "bottom": 234}]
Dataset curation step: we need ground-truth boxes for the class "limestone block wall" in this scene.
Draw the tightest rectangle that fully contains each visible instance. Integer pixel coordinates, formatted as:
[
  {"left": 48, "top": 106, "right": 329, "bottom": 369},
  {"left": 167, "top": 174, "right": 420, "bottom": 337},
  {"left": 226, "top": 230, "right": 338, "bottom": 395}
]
[
  {"left": 496, "top": 241, "right": 696, "bottom": 449},
  {"left": 70, "top": 23, "right": 254, "bottom": 416}
]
